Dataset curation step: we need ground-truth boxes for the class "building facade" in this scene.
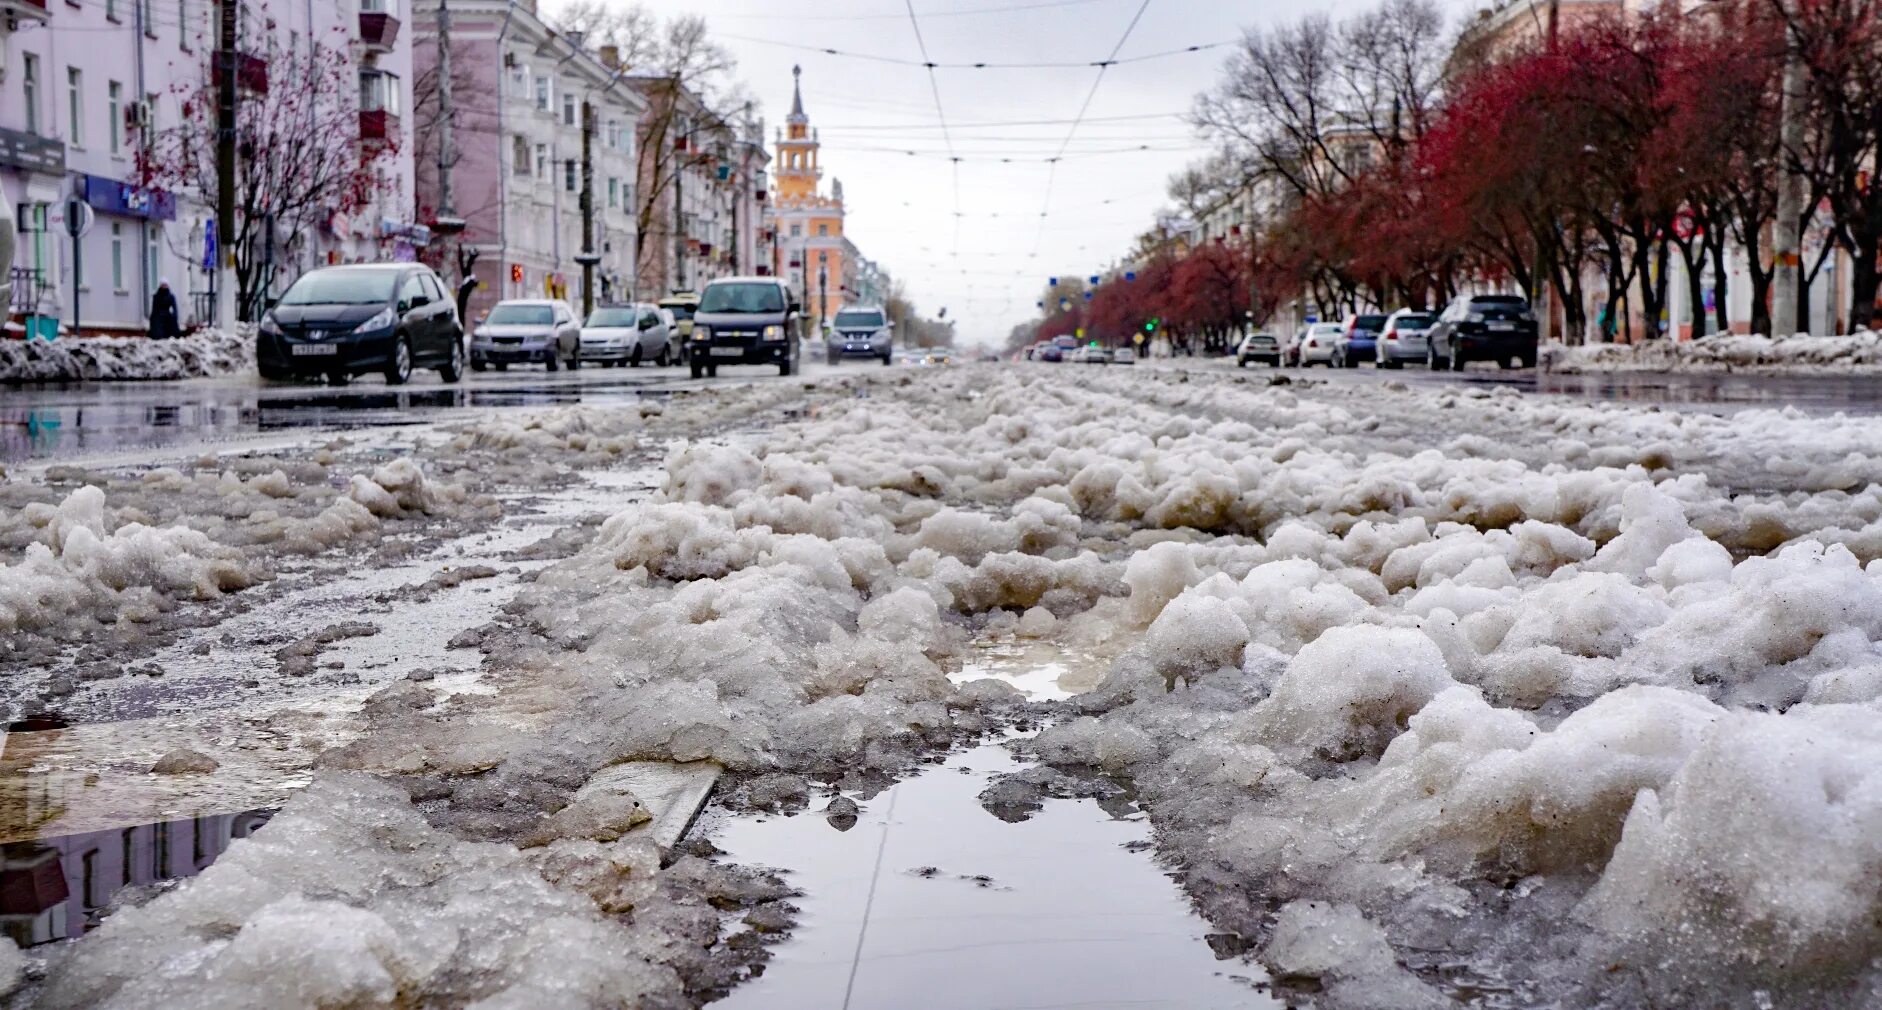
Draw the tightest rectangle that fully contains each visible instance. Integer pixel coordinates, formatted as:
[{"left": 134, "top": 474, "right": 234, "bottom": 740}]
[
  {"left": 412, "top": 0, "right": 646, "bottom": 325},
  {"left": 766, "top": 67, "right": 848, "bottom": 332},
  {"left": 630, "top": 75, "right": 767, "bottom": 300},
  {"left": 0, "top": 0, "right": 419, "bottom": 333}
]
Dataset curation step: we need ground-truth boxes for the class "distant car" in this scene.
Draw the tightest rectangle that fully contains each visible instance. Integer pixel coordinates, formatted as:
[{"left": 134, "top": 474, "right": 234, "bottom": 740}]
[
  {"left": 470, "top": 299, "right": 582, "bottom": 371},
  {"left": 689, "top": 277, "right": 801, "bottom": 378},
  {"left": 1376, "top": 309, "right": 1436, "bottom": 369},
  {"left": 895, "top": 348, "right": 927, "bottom": 366},
  {"left": 1295, "top": 323, "right": 1341, "bottom": 366},
  {"left": 925, "top": 348, "right": 956, "bottom": 365},
  {"left": 1236, "top": 333, "right": 1281, "bottom": 367},
  {"left": 1333, "top": 314, "right": 1387, "bottom": 368},
  {"left": 580, "top": 303, "right": 674, "bottom": 367},
  {"left": 828, "top": 306, "right": 895, "bottom": 366},
  {"left": 1426, "top": 293, "right": 1539, "bottom": 370},
  {"left": 1112, "top": 346, "right": 1137, "bottom": 365},
  {"left": 257, "top": 263, "right": 464, "bottom": 385},
  {"left": 659, "top": 292, "right": 700, "bottom": 343}
]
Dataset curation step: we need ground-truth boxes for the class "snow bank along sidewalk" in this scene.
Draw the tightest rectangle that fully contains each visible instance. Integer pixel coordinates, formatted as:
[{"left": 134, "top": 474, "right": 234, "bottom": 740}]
[
  {"left": 0, "top": 328, "right": 254, "bottom": 383},
  {"left": 13, "top": 365, "right": 1882, "bottom": 1007},
  {"left": 1543, "top": 330, "right": 1882, "bottom": 373}
]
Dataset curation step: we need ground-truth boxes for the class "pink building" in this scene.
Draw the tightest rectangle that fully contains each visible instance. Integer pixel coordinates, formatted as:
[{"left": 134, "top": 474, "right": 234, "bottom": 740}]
[
  {"left": 0, "top": 0, "right": 419, "bottom": 334},
  {"left": 412, "top": 0, "right": 646, "bottom": 322}
]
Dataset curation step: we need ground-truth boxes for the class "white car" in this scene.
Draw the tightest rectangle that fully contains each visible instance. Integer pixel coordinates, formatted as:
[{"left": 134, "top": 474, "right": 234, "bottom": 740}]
[
  {"left": 1112, "top": 346, "right": 1137, "bottom": 365},
  {"left": 1294, "top": 323, "right": 1342, "bottom": 367},
  {"left": 470, "top": 299, "right": 582, "bottom": 371},
  {"left": 580, "top": 303, "right": 675, "bottom": 367}
]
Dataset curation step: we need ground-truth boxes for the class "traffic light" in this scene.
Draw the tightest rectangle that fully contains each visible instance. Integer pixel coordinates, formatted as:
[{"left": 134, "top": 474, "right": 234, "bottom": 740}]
[
  {"left": 510, "top": 264, "right": 524, "bottom": 284},
  {"left": 1144, "top": 318, "right": 1158, "bottom": 333}
]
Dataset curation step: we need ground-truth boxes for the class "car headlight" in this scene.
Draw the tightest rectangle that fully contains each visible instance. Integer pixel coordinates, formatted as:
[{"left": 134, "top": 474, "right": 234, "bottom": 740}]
[
  {"left": 1467, "top": 312, "right": 1486, "bottom": 323},
  {"left": 354, "top": 307, "right": 397, "bottom": 334},
  {"left": 693, "top": 326, "right": 711, "bottom": 341},
  {"left": 762, "top": 324, "right": 784, "bottom": 341},
  {"left": 260, "top": 314, "right": 284, "bottom": 338}
]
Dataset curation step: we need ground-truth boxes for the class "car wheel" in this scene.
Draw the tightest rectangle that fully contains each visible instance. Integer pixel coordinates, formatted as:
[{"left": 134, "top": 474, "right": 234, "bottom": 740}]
[
  {"left": 881, "top": 353, "right": 892, "bottom": 366},
  {"left": 779, "top": 356, "right": 795, "bottom": 377},
  {"left": 1236, "top": 357, "right": 1246, "bottom": 368},
  {"left": 656, "top": 346, "right": 670, "bottom": 368},
  {"left": 689, "top": 360, "right": 704, "bottom": 379},
  {"left": 545, "top": 354, "right": 559, "bottom": 373},
  {"left": 470, "top": 358, "right": 487, "bottom": 373},
  {"left": 568, "top": 355, "right": 582, "bottom": 371},
  {"left": 438, "top": 338, "right": 463, "bottom": 383},
  {"left": 494, "top": 361, "right": 508, "bottom": 372},
  {"left": 258, "top": 361, "right": 290, "bottom": 382},
  {"left": 1270, "top": 358, "right": 1281, "bottom": 368},
  {"left": 1520, "top": 355, "right": 1536, "bottom": 369},
  {"left": 385, "top": 336, "right": 413, "bottom": 386},
  {"left": 1450, "top": 350, "right": 1467, "bottom": 372},
  {"left": 706, "top": 364, "right": 719, "bottom": 378}
]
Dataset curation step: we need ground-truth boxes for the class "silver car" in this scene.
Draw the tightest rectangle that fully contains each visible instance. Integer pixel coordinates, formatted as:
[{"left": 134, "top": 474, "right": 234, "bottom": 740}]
[
  {"left": 1377, "top": 308, "right": 1436, "bottom": 369},
  {"left": 1295, "top": 322, "right": 1342, "bottom": 367},
  {"left": 471, "top": 299, "right": 582, "bottom": 372},
  {"left": 581, "top": 303, "right": 675, "bottom": 367}
]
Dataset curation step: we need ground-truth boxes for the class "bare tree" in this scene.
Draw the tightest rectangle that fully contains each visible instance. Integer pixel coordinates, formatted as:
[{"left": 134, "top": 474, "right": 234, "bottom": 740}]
[
  {"left": 141, "top": 42, "right": 396, "bottom": 321},
  {"left": 543, "top": 0, "right": 659, "bottom": 69}
]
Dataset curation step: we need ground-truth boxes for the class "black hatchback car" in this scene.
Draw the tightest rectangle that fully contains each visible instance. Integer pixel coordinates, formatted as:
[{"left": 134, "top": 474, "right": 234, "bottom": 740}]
[
  {"left": 256, "top": 264, "right": 464, "bottom": 384},
  {"left": 1426, "top": 293, "right": 1538, "bottom": 370}
]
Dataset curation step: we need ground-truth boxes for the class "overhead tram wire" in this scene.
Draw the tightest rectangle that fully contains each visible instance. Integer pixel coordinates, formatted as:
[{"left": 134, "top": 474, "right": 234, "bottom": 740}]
[
  {"left": 1030, "top": 0, "right": 1156, "bottom": 261},
  {"left": 901, "top": 0, "right": 964, "bottom": 260},
  {"left": 708, "top": 0, "right": 1115, "bottom": 22},
  {"left": 714, "top": 31, "right": 1230, "bottom": 70}
]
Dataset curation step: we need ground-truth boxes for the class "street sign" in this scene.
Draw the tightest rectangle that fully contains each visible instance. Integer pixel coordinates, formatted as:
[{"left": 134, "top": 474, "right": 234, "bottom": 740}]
[
  {"left": 203, "top": 219, "right": 218, "bottom": 270},
  {"left": 61, "top": 198, "right": 93, "bottom": 238}
]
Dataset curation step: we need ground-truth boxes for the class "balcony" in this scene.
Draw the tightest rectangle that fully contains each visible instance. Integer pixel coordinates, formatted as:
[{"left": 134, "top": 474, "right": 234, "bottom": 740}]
[
  {"left": 0, "top": 0, "right": 50, "bottom": 25},
  {"left": 236, "top": 53, "right": 268, "bottom": 95},
  {"left": 359, "top": 109, "right": 399, "bottom": 145},
  {"left": 358, "top": 10, "right": 399, "bottom": 52}
]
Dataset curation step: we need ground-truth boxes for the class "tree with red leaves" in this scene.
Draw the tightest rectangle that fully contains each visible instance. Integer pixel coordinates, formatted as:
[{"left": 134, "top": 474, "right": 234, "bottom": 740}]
[
  {"left": 1169, "top": 240, "right": 1253, "bottom": 351},
  {"left": 141, "top": 37, "right": 398, "bottom": 321}
]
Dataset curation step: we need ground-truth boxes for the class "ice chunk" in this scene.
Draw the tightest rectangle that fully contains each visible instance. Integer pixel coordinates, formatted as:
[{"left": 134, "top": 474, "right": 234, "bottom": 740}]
[{"left": 1247, "top": 626, "right": 1453, "bottom": 762}]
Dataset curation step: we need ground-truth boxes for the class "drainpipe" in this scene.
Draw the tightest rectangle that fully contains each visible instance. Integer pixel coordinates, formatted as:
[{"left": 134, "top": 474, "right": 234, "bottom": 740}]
[
  {"left": 134, "top": 0, "right": 150, "bottom": 317},
  {"left": 495, "top": 0, "right": 518, "bottom": 297}
]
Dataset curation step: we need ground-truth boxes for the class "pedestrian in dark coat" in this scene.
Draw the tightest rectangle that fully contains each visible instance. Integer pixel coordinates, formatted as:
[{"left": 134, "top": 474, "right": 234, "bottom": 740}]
[{"left": 149, "top": 279, "right": 181, "bottom": 340}]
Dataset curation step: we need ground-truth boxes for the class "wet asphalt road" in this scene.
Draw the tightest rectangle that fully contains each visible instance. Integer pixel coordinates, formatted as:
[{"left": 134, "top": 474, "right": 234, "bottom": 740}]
[{"left": 7, "top": 356, "right": 1882, "bottom": 464}]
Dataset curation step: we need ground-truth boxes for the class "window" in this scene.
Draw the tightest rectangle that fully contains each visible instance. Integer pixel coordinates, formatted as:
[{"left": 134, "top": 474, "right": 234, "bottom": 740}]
[
  {"left": 512, "top": 135, "right": 530, "bottom": 176},
  {"left": 146, "top": 224, "right": 160, "bottom": 290},
  {"left": 421, "top": 272, "right": 446, "bottom": 304},
  {"left": 562, "top": 93, "right": 575, "bottom": 126},
  {"left": 22, "top": 55, "right": 38, "bottom": 135},
  {"left": 67, "top": 67, "right": 83, "bottom": 148},
  {"left": 818, "top": 224, "right": 828, "bottom": 237},
  {"left": 106, "top": 0, "right": 119, "bottom": 20},
  {"left": 398, "top": 274, "right": 426, "bottom": 310},
  {"left": 534, "top": 76, "right": 549, "bottom": 111},
  {"left": 111, "top": 223, "right": 125, "bottom": 291},
  {"left": 180, "top": 0, "right": 191, "bottom": 50},
  {"left": 362, "top": 0, "right": 390, "bottom": 9},
  {"left": 359, "top": 71, "right": 401, "bottom": 116},
  {"left": 564, "top": 159, "right": 576, "bottom": 193},
  {"left": 607, "top": 178, "right": 618, "bottom": 209},
  {"left": 108, "top": 82, "right": 122, "bottom": 154},
  {"left": 534, "top": 144, "right": 546, "bottom": 179},
  {"left": 789, "top": 224, "right": 801, "bottom": 238}
]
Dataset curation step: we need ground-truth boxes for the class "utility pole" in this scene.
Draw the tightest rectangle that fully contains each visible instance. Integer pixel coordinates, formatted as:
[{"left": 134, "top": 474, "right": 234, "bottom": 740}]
[
  {"left": 215, "top": 0, "right": 239, "bottom": 326},
  {"left": 577, "top": 100, "right": 598, "bottom": 317},
  {"left": 434, "top": 0, "right": 463, "bottom": 237},
  {"left": 1773, "top": 1, "right": 1807, "bottom": 334}
]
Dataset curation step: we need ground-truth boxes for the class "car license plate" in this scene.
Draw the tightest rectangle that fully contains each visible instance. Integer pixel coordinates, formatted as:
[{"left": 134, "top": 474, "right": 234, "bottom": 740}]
[
  {"left": 710, "top": 346, "right": 743, "bottom": 357},
  {"left": 1490, "top": 322, "right": 1515, "bottom": 331},
  {"left": 290, "top": 343, "right": 337, "bottom": 356}
]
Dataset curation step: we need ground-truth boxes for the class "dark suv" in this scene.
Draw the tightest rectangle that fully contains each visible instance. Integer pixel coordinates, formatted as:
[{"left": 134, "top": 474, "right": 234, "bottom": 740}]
[
  {"left": 688, "top": 277, "right": 801, "bottom": 378},
  {"left": 1427, "top": 294, "right": 1538, "bottom": 370},
  {"left": 257, "top": 264, "right": 463, "bottom": 385}
]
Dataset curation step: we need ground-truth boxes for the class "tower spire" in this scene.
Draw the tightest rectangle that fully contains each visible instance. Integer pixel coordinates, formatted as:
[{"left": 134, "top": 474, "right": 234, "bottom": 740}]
[{"left": 789, "top": 65, "right": 807, "bottom": 124}]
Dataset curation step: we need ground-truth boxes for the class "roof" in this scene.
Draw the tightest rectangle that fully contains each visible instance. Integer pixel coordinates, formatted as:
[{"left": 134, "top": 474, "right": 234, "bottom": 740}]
[
  {"left": 706, "top": 275, "right": 789, "bottom": 286},
  {"left": 788, "top": 65, "right": 807, "bottom": 124}
]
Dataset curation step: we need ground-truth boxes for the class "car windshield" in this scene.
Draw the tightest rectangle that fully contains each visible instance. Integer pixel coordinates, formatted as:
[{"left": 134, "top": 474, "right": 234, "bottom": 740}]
[
  {"left": 1248, "top": 334, "right": 1276, "bottom": 343},
  {"left": 279, "top": 269, "right": 400, "bottom": 306},
  {"left": 1473, "top": 296, "right": 1527, "bottom": 306},
  {"left": 699, "top": 283, "right": 785, "bottom": 314},
  {"left": 835, "top": 311, "right": 885, "bottom": 328},
  {"left": 1312, "top": 324, "right": 1342, "bottom": 335},
  {"left": 1354, "top": 315, "right": 1388, "bottom": 330},
  {"left": 587, "top": 308, "right": 638, "bottom": 327},
  {"left": 1396, "top": 314, "right": 1436, "bottom": 328},
  {"left": 487, "top": 304, "right": 553, "bottom": 326}
]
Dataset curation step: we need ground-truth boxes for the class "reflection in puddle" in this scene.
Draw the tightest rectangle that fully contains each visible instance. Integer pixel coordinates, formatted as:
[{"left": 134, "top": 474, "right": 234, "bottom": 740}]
[
  {"left": 713, "top": 743, "right": 1274, "bottom": 1010},
  {"left": 0, "top": 809, "right": 272, "bottom": 947},
  {"left": 951, "top": 638, "right": 1111, "bottom": 701}
]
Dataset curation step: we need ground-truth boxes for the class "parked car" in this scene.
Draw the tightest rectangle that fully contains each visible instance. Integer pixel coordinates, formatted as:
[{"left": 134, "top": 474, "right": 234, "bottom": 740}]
[
  {"left": 257, "top": 263, "right": 463, "bottom": 385},
  {"left": 1112, "top": 346, "right": 1137, "bottom": 365},
  {"left": 1035, "top": 342, "right": 1065, "bottom": 363},
  {"left": 470, "top": 299, "right": 582, "bottom": 371},
  {"left": 1294, "top": 323, "right": 1342, "bottom": 366},
  {"left": 580, "top": 303, "right": 674, "bottom": 367},
  {"left": 1376, "top": 309, "right": 1436, "bottom": 369},
  {"left": 1426, "top": 293, "right": 1539, "bottom": 370},
  {"left": 1073, "top": 345, "right": 1112, "bottom": 364},
  {"left": 688, "top": 276, "right": 801, "bottom": 378},
  {"left": 659, "top": 292, "right": 700, "bottom": 343},
  {"left": 828, "top": 305, "right": 895, "bottom": 365},
  {"left": 1236, "top": 332, "right": 1282, "bottom": 367},
  {"left": 1332, "top": 314, "right": 1387, "bottom": 368}
]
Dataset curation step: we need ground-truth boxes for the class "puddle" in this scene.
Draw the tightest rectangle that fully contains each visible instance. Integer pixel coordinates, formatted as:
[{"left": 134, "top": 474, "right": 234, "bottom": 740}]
[
  {"left": 0, "top": 808, "right": 273, "bottom": 948},
  {"left": 951, "top": 637, "right": 1112, "bottom": 701},
  {"left": 712, "top": 742, "right": 1275, "bottom": 1010}
]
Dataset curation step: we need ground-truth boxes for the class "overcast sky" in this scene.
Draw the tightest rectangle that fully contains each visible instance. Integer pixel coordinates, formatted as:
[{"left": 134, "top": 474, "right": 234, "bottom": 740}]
[{"left": 599, "top": 0, "right": 1457, "bottom": 348}]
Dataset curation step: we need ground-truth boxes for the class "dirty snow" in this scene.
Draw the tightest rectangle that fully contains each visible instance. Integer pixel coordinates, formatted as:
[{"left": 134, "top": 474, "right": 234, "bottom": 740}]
[
  {"left": 1543, "top": 331, "right": 1882, "bottom": 373},
  {"left": 0, "top": 329, "right": 254, "bottom": 383},
  {"left": 17, "top": 364, "right": 1882, "bottom": 1007}
]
